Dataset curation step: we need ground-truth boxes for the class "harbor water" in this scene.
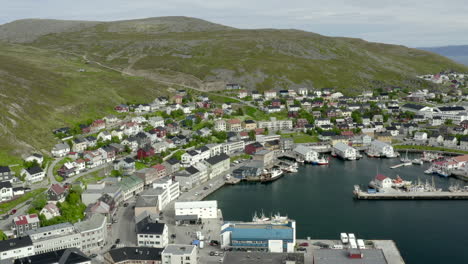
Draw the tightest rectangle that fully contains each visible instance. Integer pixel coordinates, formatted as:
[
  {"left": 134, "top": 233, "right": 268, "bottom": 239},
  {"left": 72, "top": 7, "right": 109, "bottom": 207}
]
[{"left": 206, "top": 155, "right": 468, "bottom": 264}]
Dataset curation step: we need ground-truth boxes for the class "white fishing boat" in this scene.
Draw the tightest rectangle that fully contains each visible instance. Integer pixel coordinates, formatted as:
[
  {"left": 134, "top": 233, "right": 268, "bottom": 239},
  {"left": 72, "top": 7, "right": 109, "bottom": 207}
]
[
  {"left": 316, "top": 156, "right": 329, "bottom": 165},
  {"left": 412, "top": 159, "right": 423, "bottom": 165},
  {"left": 400, "top": 150, "right": 411, "bottom": 163}
]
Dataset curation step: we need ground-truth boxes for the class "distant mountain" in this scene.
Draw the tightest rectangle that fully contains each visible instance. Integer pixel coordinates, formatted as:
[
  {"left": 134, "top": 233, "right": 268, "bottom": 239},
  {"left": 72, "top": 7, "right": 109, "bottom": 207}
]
[{"left": 419, "top": 45, "right": 468, "bottom": 66}]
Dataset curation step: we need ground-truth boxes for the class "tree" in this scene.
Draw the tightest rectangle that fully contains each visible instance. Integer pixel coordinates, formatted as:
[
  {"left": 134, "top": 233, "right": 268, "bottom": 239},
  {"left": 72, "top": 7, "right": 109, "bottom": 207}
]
[
  {"left": 235, "top": 108, "right": 244, "bottom": 116},
  {"left": 0, "top": 230, "right": 7, "bottom": 240},
  {"left": 23, "top": 160, "right": 39, "bottom": 169},
  {"left": 248, "top": 130, "right": 256, "bottom": 141},
  {"left": 351, "top": 111, "right": 363, "bottom": 124},
  {"left": 172, "top": 150, "right": 186, "bottom": 161},
  {"left": 445, "top": 119, "right": 453, "bottom": 125}
]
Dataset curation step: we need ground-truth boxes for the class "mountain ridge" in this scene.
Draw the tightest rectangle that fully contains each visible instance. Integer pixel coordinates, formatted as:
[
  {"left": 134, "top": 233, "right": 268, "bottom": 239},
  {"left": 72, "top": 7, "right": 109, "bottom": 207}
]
[{"left": 418, "top": 45, "right": 468, "bottom": 66}]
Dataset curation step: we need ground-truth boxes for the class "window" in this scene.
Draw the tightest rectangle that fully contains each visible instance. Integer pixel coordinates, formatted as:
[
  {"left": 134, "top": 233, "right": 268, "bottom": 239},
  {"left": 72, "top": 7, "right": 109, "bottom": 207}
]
[{"left": 186, "top": 256, "right": 190, "bottom": 260}]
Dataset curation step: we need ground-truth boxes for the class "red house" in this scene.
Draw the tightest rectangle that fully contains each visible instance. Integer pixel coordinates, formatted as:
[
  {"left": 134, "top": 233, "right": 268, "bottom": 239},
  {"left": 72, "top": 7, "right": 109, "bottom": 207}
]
[
  {"left": 151, "top": 164, "right": 167, "bottom": 178},
  {"left": 115, "top": 104, "right": 129, "bottom": 113},
  {"left": 90, "top": 119, "right": 106, "bottom": 133},
  {"left": 152, "top": 127, "right": 167, "bottom": 138},
  {"left": 245, "top": 142, "right": 264, "bottom": 155},
  {"left": 288, "top": 111, "right": 298, "bottom": 118},
  {"left": 271, "top": 99, "right": 282, "bottom": 107},
  {"left": 295, "top": 119, "right": 309, "bottom": 128},
  {"left": 461, "top": 120, "right": 468, "bottom": 129},
  {"left": 213, "top": 108, "right": 224, "bottom": 116},
  {"left": 173, "top": 95, "right": 183, "bottom": 104},
  {"left": 137, "top": 145, "right": 155, "bottom": 160}
]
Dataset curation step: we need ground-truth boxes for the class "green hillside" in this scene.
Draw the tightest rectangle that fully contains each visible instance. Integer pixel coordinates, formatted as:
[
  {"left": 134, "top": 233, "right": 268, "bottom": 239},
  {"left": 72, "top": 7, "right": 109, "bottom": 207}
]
[
  {"left": 0, "top": 43, "right": 167, "bottom": 162},
  {"left": 8, "top": 17, "right": 464, "bottom": 92},
  {"left": 0, "top": 16, "right": 467, "bottom": 161}
]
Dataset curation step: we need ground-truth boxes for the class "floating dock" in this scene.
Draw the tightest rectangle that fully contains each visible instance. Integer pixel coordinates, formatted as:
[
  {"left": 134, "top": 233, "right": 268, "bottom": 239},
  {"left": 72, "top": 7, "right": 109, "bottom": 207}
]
[
  {"left": 354, "top": 190, "right": 468, "bottom": 200},
  {"left": 390, "top": 162, "right": 412, "bottom": 169}
]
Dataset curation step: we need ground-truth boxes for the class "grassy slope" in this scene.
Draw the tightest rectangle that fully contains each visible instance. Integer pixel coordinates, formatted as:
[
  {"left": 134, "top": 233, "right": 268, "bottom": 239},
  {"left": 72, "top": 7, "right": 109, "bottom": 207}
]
[
  {"left": 0, "top": 43, "right": 168, "bottom": 161},
  {"left": 27, "top": 21, "right": 468, "bottom": 93}
]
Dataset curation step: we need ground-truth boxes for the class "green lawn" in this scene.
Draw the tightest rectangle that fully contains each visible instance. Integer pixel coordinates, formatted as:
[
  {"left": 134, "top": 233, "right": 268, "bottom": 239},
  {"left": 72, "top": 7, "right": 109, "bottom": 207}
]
[
  {"left": 281, "top": 133, "right": 319, "bottom": 143},
  {"left": 394, "top": 145, "right": 468, "bottom": 154},
  {"left": 76, "top": 171, "right": 106, "bottom": 185},
  {"left": 0, "top": 188, "right": 47, "bottom": 215},
  {"left": 135, "top": 161, "right": 148, "bottom": 170},
  {"left": 230, "top": 154, "right": 252, "bottom": 162}
]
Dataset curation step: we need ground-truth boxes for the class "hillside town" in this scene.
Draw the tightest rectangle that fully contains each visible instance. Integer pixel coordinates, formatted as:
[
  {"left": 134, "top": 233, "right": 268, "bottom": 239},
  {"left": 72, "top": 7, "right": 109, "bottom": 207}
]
[{"left": 2, "top": 72, "right": 468, "bottom": 263}]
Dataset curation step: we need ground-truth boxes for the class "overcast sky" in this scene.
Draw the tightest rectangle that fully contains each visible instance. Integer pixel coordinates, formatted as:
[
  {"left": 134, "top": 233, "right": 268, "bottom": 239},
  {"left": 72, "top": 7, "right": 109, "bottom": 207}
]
[{"left": 1, "top": 0, "right": 467, "bottom": 47}]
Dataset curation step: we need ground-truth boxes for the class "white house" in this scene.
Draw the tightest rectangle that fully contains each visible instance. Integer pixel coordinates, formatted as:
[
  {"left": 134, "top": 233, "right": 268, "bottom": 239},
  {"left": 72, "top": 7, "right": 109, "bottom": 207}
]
[
  {"left": 162, "top": 245, "right": 198, "bottom": 264},
  {"left": 25, "top": 154, "right": 43, "bottom": 165},
  {"left": 51, "top": 143, "right": 70, "bottom": 157},
  {"left": 315, "top": 118, "right": 331, "bottom": 127},
  {"left": 97, "top": 131, "right": 112, "bottom": 142},
  {"left": 22, "top": 166, "right": 45, "bottom": 183},
  {"left": 375, "top": 174, "right": 392, "bottom": 189},
  {"left": 136, "top": 218, "right": 168, "bottom": 248},
  {"left": 40, "top": 203, "right": 61, "bottom": 220},
  {"left": 149, "top": 116, "right": 165, "bottom": 127},
  {"left": 333, "top": 142, "right": 358, "bottom": 160},
  {"left": 368, "top": 140, "right": 396, "bottom": 158},
  {"left": 0, "top": 181, "right": 14, "bottom": 202},
  {"left": 293, "top": 145, "right": 319, "bottom": 163},
  {"left": 175, "top": 200, "right": 218, "bottom": 219},
  {"left": 214, "top": 119, "right": 227, "bottom": 132},
  {"left": 414, "top": 132, "right": 428, "bottom": 141}
]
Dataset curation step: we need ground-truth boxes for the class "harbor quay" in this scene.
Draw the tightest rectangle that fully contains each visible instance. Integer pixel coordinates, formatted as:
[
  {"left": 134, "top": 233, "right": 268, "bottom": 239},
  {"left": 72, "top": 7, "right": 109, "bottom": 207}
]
[
  {"left": 297, "top": 238, "right": 405, "bottom": 264},
  {"left": 354, "top": 190, "right": 468, "bottom": 200}
]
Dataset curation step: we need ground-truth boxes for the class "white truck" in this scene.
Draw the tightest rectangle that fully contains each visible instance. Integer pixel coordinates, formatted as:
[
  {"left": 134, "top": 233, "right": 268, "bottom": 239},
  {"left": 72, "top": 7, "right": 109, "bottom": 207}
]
[
  {"left": 357, "top": 239, "right": 365, "bottom": 249},
  {"left": 340, "top": 233, "right": 349, "bottom": 244}
]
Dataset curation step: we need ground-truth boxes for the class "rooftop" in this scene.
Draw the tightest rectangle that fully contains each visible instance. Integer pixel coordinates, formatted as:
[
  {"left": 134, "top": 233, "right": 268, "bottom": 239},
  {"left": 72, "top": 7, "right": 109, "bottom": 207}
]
[
  {"left": 14, "top": 214, "right": 39, "bottom": 226},
  {"left": 222, "top": 252, "right": 305, "bottom": 264},
  {"left": 175, "top": 200, "right": 217, "bottom": 210},
  {"left": 108, "top": 247, "right": 163, "bottom": 262},
  {"left": 0, "top": 236, "right": 33, "bottom": 252},
  {"left": 313, "top": 249, "right": 387, "bottom": 264},
  {"left": 162, "top": 244, "right": 196, "bottom": 255},
  {"left": 14, "top": 248, "right": 90, "bottom": 264}
]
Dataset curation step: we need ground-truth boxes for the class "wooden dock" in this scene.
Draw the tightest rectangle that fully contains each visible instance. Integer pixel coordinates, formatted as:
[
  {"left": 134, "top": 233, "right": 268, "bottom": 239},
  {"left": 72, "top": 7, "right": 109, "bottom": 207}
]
[{"left": 354, "top": 190, "right": 468, "bottom": 200}]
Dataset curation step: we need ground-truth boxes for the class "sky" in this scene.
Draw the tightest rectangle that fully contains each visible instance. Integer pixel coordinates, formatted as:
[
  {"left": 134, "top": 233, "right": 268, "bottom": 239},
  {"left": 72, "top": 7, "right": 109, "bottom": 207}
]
[{"left": 1, "top": 0, "right": 467, "bottom": 47}]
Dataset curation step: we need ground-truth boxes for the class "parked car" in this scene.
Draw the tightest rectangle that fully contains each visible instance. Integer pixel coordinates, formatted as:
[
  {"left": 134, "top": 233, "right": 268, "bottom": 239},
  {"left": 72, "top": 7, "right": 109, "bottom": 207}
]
[
  {"left": 297, "top": 247, "right": 307, "bottom": 252},
  {"left": 299, "top": 242, "right": 309, "bottom": 247},
  {"left": 10, "top": 209, "right": 17, "bottom": 215},
  {"left": 123, "top": 203, "right": 129, "bottom": 207},
  {"left": 111, "top": 245, "right": 117, "bottom": 249},
  {"left": 89, "top": 254, "right": 97, "bottom": 258},
  {"left": 115, "top": 238, "right": 120, "bottom": 244},
  {"left": 209, "top": 251, "right": 215, "bottom": 256}
]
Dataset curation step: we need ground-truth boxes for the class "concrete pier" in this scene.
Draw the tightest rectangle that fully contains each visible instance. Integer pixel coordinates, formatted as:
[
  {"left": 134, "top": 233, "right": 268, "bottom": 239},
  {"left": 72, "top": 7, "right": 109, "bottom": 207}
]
[
  {"left": 296, "top": 238, "right": 405, "bottom": 264},
  {"left": 354, "top": 190, "right": 468, "bottom": 200}
]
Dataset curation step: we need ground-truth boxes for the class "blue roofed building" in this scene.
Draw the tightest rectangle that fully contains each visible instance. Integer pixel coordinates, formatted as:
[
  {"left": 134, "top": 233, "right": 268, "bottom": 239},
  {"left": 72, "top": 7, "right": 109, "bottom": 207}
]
[{"left": 221, "top": 215, "right": 296, "bottom": 253}]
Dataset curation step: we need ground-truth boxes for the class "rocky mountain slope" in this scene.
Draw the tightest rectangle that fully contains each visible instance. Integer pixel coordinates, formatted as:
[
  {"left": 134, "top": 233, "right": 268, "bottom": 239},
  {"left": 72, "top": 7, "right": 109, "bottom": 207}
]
[{"left": 2, "top": 17, "right": 466, "bottom": 93}]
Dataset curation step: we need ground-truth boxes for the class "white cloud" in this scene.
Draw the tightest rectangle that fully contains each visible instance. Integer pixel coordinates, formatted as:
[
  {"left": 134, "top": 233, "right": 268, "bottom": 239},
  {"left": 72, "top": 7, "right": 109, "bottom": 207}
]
[{"left": 0, "top": 0, "right": 467, "bottom": 46}]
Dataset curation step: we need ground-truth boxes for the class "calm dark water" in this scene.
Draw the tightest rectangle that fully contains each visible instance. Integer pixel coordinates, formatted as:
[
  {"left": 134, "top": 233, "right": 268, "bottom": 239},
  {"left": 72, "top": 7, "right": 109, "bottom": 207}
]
[{"left": 206, "top": 156, "right": 468, "bottom": 264}]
